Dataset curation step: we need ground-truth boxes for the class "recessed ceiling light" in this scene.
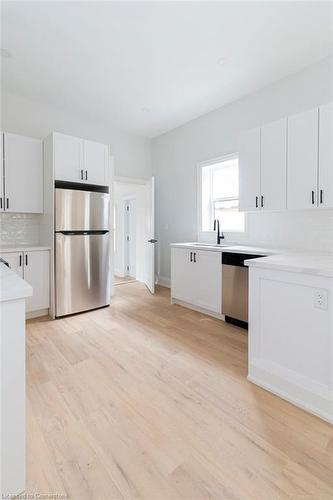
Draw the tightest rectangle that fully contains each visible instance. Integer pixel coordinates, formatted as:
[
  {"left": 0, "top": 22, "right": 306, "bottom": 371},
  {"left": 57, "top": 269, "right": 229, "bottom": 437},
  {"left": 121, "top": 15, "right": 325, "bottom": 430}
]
[
  {"left": 141, "top": 106, "right": 151, "bottom": 113},
  {"left": 1, "top": 48, "right": 12, "bottom": 59},
  {"left": 217, "top": 57, "right": 227, "bottom": 66}
]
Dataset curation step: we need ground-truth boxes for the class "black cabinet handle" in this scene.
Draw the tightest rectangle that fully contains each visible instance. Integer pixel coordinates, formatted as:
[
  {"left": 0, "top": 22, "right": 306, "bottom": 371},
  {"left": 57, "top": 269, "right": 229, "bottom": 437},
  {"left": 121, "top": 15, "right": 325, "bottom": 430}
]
[
  {"left": 320, "top": 189, "right": 323, "bottom": 204},
  {"left": 311, "top": 190, "right": 315, "bottom": 205},
  {"left": 80, "top": 169, "right": 83, "bottom": 180},
  {"left": 255, "top": 196, "right": 258, "bottom": 208},
  {"left": 261, "top": 195, "right": 264, "bottom": 208},
  {"left": 6, "top": 198, "right": 9, "bottom": 209},
  {"left": 193, "top": 252, "right": 196, "bottom": 263},
  {"left": 0, "top": 198, "right": 2, "bottom": 210},
  {"left": 25, "top": 254, "right": 28, "bottom": 266},
  {"left": 85, "top": 170, "right": 88, "bottom": 181},
  {"left": 19, "top": 254, "right": 22, "bottom": 267},
  {"left": 190, "top": 251, "right": 193, "bottom": 262}
]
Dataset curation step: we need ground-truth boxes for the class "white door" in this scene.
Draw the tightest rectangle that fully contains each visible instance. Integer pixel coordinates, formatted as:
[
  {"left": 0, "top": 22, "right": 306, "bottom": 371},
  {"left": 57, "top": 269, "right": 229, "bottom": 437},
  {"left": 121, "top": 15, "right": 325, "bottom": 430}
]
[
  {"left": 318, "top": 102, "right": 333, "bottom": 209},
  {"left": 191, "top": 250, "right": 222, "bottom": 313},
  {"left": 0, "top": 132, "right": 4, "bottom": 212},
  {"left": 287, "top": 108, "right": 319, "bottom": 209},
  {"left": 4, "top": 133, "right": 43, "bottom": 213},
  {"left": 124, "top": 199, "right": 136, "bottom": 278},
  {"left": 144, "top": 177, "right": 156, "bottom": 294},
  {"left": 260, "top": 118, "right": 287, "bottom": 211},
  {"left": 171, "top": 247, "right": 196, "bottom": 304},
  {"left": 239, "top": 127, "right": 261, "bottom": 211},
  {"left": 0, "top": 252, "right": 24, "bottom": 278},
  {"left": 54, "top": 133, "right": 84, "bottom": 183},
  {"left": 23, "top": 251, "right": 50, "bottom": 313},
  {"left": 84, "top": 140, "right": 109, "bottom": 186}
]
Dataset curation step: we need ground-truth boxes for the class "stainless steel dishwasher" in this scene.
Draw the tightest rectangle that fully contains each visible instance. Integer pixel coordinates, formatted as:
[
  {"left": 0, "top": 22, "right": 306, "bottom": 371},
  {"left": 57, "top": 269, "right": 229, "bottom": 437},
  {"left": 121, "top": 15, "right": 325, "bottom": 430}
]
[{"left": 222, "top": 252, "right": 263, "bottom": 329}]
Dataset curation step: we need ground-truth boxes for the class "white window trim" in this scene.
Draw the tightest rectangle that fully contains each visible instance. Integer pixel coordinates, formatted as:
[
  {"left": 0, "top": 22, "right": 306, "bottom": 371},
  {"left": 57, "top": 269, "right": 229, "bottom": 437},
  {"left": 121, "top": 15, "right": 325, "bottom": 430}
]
[{"left": 196, "top": 153, "right": 246, "bottom": 242}]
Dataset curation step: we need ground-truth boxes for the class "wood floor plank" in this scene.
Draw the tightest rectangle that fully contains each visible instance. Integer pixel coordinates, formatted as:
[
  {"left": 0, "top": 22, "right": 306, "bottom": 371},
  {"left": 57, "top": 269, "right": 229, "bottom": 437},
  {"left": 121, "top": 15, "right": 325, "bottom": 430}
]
[{"left": 26, "top": 282, "right": 333, "bottom": 500}]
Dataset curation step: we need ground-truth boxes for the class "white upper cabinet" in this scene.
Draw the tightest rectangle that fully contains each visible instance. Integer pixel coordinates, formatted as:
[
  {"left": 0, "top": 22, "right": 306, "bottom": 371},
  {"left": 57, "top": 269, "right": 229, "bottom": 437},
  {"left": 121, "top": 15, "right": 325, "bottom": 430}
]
[
  {"left": 260, "top": 118, "right": 287, "bottom": 210},
  {"left": 54, "top": 133, "right": 84, "bottom": 183},
  {"left": 287, "top": 108, "right": 319, "bottom": 210},
  {"left": 3, "top": 133, "right": 43, "bottom": 213},
  {"left": 53, "top": 133, "right": 109, "bottom": 186},
  {"left": 84, "top": 140, "right": 109, "bottom": 186},
  {"left": 239, "top": 127, "right": 261, "bottom": 211},
  {"left": 318, "top": 102, "right": 333, "bottom": 209}
]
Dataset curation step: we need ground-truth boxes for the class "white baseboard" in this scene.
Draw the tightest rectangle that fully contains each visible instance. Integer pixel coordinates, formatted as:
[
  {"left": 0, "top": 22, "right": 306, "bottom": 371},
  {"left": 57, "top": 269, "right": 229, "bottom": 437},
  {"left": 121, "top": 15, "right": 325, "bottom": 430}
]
[
  {"left": 157, "top": 275, "right": 171, "bottom": 288},
  {"left": 248, "top": 362, "right": 333, "bottom": 424},
  {"left": 26, "top": 309, "right": 49, "bottom": 320},
  {"left": 171, "top": 297, "right": 225, "bottom": 321}
]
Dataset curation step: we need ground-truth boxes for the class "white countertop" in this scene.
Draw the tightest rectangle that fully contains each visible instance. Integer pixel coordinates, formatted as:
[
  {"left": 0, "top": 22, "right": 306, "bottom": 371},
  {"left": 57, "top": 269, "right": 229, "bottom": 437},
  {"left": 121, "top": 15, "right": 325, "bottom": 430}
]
[
  {"left": 171, "top": 242, "right": 333, "bottom": 277},
  {"left": 245, "top": 253, "right": 333, "bottom": 278},
  {"left": 170, "top": 242, "right": 280, "bottom": 255},
  {"left": 0, "top": 263, "right": 33, "bottom": 302},
  {"left": 0, "top": 245, "right": 50, "bottom": 253}
]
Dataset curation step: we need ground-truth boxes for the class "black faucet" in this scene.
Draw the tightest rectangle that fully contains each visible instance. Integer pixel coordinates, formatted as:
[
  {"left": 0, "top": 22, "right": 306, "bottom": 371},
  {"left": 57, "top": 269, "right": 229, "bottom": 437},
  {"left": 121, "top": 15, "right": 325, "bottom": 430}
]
[{"left": 213, "top": 219, "right": 224, "bottom": 245}]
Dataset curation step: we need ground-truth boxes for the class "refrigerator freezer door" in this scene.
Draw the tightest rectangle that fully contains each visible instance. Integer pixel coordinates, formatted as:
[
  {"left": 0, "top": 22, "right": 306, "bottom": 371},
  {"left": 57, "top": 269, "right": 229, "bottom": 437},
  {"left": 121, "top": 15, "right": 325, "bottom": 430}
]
[
  {"left": 55, "top": 232, "right": 110, "bottom": 316},
  {"left": 55, "top": 188, "right": 110, "bottom": 231}
]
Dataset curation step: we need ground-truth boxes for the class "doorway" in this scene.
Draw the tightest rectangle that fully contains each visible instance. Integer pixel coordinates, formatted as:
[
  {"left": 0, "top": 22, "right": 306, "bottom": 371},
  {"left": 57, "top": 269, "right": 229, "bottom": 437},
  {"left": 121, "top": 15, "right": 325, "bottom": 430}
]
[
  {"left": 114, "top": 198, "right": 136, "bottom": 285},
  {"left": 112, "top": 177, "right": 155, "bottom": 292}
]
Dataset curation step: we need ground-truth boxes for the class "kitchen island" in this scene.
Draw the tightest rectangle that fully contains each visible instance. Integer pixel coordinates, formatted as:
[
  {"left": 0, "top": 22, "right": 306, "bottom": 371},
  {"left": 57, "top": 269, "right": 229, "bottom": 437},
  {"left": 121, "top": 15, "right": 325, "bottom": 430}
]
[
  {"left": 246, "top": 254, "right": 333, "bottom": 424},
  {"left": 0, "top": 262, "right": 32, "bottom": 497}
]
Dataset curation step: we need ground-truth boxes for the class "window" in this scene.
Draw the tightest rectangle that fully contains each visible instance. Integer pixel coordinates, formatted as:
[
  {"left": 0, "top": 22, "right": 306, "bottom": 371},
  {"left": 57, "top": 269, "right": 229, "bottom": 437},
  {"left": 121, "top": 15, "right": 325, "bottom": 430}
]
[{"left": 199, "top": 155, "right": 244, "bottom": 234}]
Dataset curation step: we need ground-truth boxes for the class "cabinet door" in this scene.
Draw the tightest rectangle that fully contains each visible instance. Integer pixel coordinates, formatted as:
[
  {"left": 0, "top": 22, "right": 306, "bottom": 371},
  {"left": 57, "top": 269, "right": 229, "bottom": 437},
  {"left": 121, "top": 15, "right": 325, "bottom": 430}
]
[
  {"left": 260, "top": 118, "right": 287, "bottom": 210},
  {"left": 171, "top": 248, "right": 196, "bottom": 304},
  {"left": 287, "top": 108, "right": 319, "bottom": 209},
  {"left": 84, "top": 140, "right": 109, "bottom": 186},
  {"left": 239, "top": 128, "right": 261, "bottom": 211},
  {"left": 0, "top": 132, "right": 4, "bottom": 212},
  {"left": 54, "top": 133, "right": 84, "bottom": 183},
  {"left": 318, "top": 102, "right": 333, "bottom": 209},
  {"left": 23, "top": 251, "right": 50, "bottom": 313},
  {"left": 4, "top": 133, "right": 43, "bottom": 213},
  {"left": 0, "top": 252, "right": 24, "bottom": 278},
  {"left": 191, "top": 250, "right": 222, "bottom": 313}
]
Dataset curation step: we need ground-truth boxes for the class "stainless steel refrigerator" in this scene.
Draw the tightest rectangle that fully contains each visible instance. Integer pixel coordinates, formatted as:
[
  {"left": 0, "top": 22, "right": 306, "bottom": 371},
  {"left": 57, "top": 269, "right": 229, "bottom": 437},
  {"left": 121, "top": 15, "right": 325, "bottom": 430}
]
[{"left": 55, "top": 185, "right": 110, "bottom": 317}]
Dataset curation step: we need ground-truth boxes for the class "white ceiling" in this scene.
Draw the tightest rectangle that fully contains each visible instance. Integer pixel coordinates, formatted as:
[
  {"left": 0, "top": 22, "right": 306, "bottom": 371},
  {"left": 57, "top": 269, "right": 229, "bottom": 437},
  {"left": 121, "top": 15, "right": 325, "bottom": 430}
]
[{"left": 2, "top": 2, "right": 333, "bottom": 138}]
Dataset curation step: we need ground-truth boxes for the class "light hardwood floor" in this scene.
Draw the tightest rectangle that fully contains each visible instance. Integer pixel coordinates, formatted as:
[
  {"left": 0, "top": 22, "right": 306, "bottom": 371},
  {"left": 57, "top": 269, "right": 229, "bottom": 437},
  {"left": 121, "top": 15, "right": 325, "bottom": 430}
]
[{"left": 26, "top": 283, "right": 333, "bottom": 500}]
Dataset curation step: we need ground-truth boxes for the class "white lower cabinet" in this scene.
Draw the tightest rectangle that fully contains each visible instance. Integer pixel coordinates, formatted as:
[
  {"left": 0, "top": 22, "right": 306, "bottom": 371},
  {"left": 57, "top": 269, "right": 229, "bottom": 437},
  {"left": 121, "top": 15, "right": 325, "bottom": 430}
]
[
  {"left": 0, "top": 252, "right": 24, "bottom": 278},
  {"left": 0, "top": 249, "right": 50, "bottom": 315},
  {"left": 171, "top": 247, "right": 222, "bottom": 314}
]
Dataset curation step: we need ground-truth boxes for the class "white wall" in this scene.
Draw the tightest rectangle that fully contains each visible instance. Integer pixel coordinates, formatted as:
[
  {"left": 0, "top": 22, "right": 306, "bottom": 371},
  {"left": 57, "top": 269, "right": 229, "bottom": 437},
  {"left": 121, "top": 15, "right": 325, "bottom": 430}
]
[
  {"left": 1, "top": 90, "right": 152, "bottom": 247},
  {"left": 2, "top": 90, "right": 152, "bottom": 179},
  {"left": 152, "top": 56, "right": 333, "bottom": 284}
]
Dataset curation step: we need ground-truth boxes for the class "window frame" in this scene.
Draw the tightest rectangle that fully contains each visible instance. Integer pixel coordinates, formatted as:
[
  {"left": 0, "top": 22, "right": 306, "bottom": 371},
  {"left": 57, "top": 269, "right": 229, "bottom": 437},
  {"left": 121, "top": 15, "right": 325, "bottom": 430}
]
[{"left": 196, "top": 153, "right": 246, "bottom": 242}]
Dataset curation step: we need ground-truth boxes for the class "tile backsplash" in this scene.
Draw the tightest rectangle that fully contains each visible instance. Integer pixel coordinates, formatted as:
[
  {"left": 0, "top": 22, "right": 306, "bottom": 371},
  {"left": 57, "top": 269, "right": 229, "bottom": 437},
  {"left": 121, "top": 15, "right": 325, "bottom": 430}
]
[{"left": 0, "top": 213, "right": 41, "bottom": 247}]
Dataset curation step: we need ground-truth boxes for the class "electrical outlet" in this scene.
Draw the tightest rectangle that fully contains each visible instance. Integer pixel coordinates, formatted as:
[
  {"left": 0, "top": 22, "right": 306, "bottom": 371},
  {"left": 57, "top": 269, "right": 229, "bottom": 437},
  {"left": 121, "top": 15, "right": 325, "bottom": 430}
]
[{"left": 314, "top": 289, "right": 328, "bottom": 310}]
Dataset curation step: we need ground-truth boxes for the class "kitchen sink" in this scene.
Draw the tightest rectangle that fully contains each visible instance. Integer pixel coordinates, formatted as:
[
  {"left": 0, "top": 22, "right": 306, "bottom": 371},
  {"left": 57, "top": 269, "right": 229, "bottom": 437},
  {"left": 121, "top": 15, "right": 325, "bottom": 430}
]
[{"left": 187, "top": 242, "right": 230, "bottom": 247}]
